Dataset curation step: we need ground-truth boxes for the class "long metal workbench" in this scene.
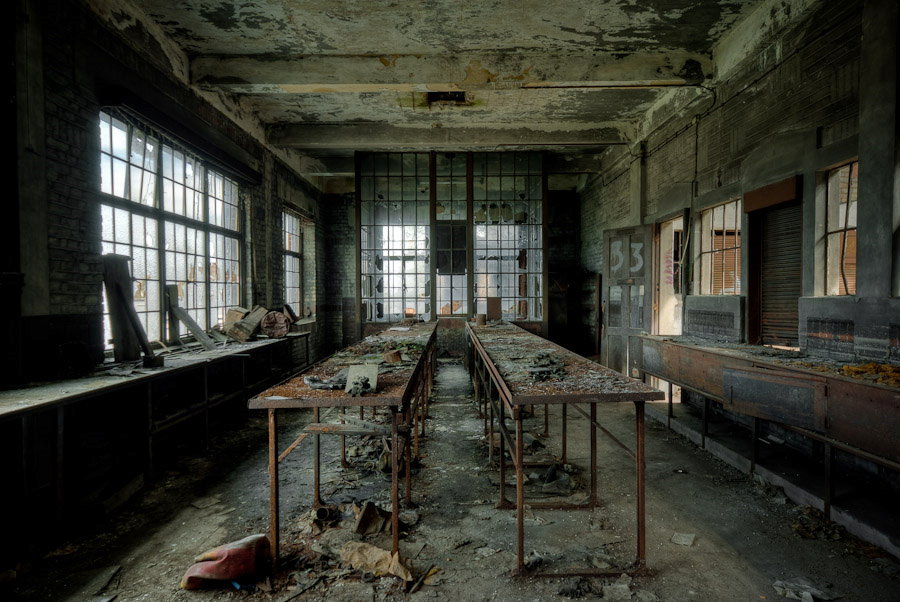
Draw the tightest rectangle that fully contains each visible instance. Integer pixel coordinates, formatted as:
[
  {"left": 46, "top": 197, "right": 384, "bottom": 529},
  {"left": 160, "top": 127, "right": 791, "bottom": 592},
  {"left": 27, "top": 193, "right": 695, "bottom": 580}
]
[
  {"left": 640, "top": 335, "right": 900, "bottom": 519},
  {"left": 249, "top": 322, "right": 437, "bottom": 565},
  {"left": 465, "top": 322, "right": 664, "bottom": 577},
  {"left": 0, "top": 335, "right": 310, "bottom": 564}
]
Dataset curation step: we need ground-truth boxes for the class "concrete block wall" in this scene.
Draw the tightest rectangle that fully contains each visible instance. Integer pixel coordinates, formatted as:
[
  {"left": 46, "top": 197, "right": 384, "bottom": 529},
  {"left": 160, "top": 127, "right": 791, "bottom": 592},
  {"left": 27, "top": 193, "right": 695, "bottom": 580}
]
[{"left": 579, "top": 0, "right": 899, "bottom": 362}]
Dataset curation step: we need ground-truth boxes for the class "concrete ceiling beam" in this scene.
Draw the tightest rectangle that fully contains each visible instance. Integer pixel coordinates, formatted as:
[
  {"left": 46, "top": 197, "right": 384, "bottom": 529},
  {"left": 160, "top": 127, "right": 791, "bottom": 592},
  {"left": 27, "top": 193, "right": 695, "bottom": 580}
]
[
  {"left": 298, "top": 155, "right": 355, "bottom": 177},
  {"left": 192, "top": 51, "right": 711, "bottom": 93},
  {"left": 267, "top": 123, "right": 627, "bottom": 151}
]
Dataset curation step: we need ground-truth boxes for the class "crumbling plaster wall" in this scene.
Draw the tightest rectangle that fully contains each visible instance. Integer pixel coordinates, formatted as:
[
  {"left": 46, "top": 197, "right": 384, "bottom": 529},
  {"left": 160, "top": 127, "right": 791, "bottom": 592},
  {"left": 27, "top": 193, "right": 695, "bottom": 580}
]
[
  {"left": 580, "top": 0, "right": 899, "bottom": 363},
  {"left": 22, "top": 0, "right": 333, "bottom": 375}
]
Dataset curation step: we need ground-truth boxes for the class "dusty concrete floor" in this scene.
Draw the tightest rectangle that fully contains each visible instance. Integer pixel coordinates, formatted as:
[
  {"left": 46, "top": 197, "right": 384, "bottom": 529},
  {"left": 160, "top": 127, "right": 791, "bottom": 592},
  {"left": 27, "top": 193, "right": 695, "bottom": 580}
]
[{"left": 7, "top": 359, "right": 899, "bottom": 601}]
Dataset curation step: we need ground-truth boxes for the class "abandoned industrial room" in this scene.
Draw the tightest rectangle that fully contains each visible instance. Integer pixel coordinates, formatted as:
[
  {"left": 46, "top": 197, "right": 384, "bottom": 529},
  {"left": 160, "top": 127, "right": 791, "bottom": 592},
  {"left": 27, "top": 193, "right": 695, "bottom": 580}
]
[{"left": 5, "top": 0, "right": 900, "bottom": 600}]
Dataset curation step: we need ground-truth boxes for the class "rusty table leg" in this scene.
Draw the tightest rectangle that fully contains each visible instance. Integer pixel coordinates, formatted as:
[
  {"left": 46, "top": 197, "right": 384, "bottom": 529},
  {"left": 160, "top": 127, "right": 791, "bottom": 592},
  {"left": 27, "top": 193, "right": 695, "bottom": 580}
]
[
  {"left": 561, "top": 404, "right": 568, "bottom": 464},
  {"left": 405, "top": 409, "right": 413, "bottom": 505},
  {"left": 635, "top": 400, "right": 646, "bottom": 570},
  {"left": 589, "top": 402, "right": 598, "bottom": 506},
  {"left": 340, "top": 407, "right": 349, "bottom": 468},
  {"left": 498, "top": 401, "right": 507, "bottom": 507},
  {"left": 751, "top": 417, "right": 760, "bottom": 473},
  {"left": 268, "top": 408, "right": 280, "bottom": 568},
  {"left": 543, "top": 403, "right": 549, "bottom": 437},
  {"left": 488, "top": 392, "right": 495, "bottom": 465},
  {"left": 313, "top": 406, "right": 324, "bottom": 507},
  {"left": 515, "top": 408, "right": 526, "bottom": 575},
  {"left": 824, "top": 443, "right": 835, "bottom": 520},
  {"left": 667, "top": 381, "right": 673, "bottom": 429},
  {"left": 391, "top": 408, "right": 401, "bottom": 555}
]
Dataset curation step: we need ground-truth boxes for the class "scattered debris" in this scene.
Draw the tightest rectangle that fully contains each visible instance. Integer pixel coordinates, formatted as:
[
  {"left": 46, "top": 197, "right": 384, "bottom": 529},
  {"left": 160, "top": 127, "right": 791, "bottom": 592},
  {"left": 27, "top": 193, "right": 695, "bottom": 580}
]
[
  {"left": 399, "top": 510, "right": 420, "bottom": 527},
  {"left": 261, "top": 310, "right": 291, "bottom": 338},
  {"left": 521, "top": 432, "right": 545, "bottom": 451},
  {"left": 339, "top": 542, "right": 412, "bottom": 581},
  {"left": 772, "top": 576, "right": 840, "bottom": 601},
  {"left": 474, "top": 546, "right": 499, "bottom": 558},
  {"left": 525, "top": 351, "right": 567, "bottom": 381},
  {"left": 224, "top": 307, "right": 248, "bottom": 331},
  {"left": 541, "top": 472, "right": 573, "bottom": 496},
  {"left": 790, "top": 507, "right": 845, "bottom": 541},
  {"left": 304, "top": 368, "right": 349, "bottom": 390},
  {"left": 190, "top": 496, "right": 220, "bottom": 510},
  {"left": 354, "top": 501, "right": 392, "bottom": 536},
  {"left": 840, "top": 362, "right": 900, "bottom": 387},
  {"left": 524, "top": 550, "right": 545, "bottom": 570},
  {"left": 602, "top": 573, "right": 634, "bottom": 602},
  {"left": 70, "top": 565, "right": 121, "bottom": 600},
  {"left": 227, "top": 305, "right": 268, "bottom": 342},
  {"left": 345, "top": 364, "right": 378, "bottom": 396},
  {"left": 868, "top": 557, "right": 900, "bottom": 576},
  {"left": 671, "top": 532, "right": 696, "bottom": 547},
  {"left": 558, "top": 576, "right": 597, "bottom": 598},
  {"left": 180, "top": 534, "right": 269, "bottom": 590}
]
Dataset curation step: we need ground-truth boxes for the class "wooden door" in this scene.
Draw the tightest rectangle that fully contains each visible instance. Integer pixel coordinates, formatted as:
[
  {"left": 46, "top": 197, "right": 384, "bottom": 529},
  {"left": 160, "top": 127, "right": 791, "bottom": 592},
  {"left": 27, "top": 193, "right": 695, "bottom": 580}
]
[{"left": 602, "top": 226, "right": 653, "bottom": 375}]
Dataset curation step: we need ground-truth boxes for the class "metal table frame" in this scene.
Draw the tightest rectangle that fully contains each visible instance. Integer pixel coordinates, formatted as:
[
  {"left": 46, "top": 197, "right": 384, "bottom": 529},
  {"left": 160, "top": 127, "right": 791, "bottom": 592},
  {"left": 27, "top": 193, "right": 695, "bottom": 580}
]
[
  {"left": 465, "top": 322, "right": 664, "bottom": 577},
  {"left": 249, "top": 325, "right": 437, "bottom": 566}
]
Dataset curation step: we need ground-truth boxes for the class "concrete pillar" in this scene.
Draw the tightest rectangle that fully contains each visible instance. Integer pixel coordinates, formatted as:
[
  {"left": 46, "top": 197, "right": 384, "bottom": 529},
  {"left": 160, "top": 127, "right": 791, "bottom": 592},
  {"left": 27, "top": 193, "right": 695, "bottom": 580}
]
[
  {"left": 15, "top": 0, "right": 50, "bottom": 315},
  {"left": 857, "top": 0, "right": 899, "bottom": 298}
]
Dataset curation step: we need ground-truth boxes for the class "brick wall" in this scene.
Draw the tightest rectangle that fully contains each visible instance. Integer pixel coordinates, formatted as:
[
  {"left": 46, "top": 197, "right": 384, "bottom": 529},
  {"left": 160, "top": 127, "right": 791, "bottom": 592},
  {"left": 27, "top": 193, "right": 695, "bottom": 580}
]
[
  {"left": 321, "top": 192, "right": 358, "bottom": 351},
  {"left": 20, "top": 0, "right": 331, "bottom": 378}
]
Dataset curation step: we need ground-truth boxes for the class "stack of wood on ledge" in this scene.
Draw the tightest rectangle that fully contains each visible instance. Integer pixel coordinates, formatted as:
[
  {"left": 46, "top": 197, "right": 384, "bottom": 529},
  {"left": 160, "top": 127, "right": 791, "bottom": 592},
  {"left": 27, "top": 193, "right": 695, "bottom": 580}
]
[{"left": 225, "top": 305, "right": 300, "bottom": 342}]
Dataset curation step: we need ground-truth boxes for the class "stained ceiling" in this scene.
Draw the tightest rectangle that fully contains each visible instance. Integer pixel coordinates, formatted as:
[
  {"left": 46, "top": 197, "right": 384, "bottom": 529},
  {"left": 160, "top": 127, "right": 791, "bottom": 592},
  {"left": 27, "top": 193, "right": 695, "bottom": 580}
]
[{"left": 132, "top": 0, "right": 765, "bottom": 163}]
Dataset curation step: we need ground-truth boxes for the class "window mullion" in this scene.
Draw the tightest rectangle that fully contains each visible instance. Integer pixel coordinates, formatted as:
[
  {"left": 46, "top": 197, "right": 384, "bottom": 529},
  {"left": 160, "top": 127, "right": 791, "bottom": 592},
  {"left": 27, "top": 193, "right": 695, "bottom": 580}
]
[
  {"left": 155, "top": 141, "right": 168, "bottom": 343},
  {"left": 202, "top": 165, "right": 211, "bottom": 329}
]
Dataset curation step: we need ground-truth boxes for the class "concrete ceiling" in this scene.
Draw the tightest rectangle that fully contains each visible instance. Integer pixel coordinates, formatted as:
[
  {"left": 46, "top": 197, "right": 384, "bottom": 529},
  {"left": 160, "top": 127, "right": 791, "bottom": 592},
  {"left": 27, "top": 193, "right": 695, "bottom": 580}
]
[{"left": 135, "top": 0, "right": 764, "bottom": 163}]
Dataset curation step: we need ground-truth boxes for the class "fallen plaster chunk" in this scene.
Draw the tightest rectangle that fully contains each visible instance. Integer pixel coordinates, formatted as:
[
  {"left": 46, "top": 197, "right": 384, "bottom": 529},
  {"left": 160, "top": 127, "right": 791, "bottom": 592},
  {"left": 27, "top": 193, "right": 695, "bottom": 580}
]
[
  {"left": 602, "top": 573, "right": 633, "bottom": 602},
  {"left": 558, "top": 576, "right": 597, "bottom": 598},
  {"left": 772, "top": 576, "right": 840, "bottom": 601},
  {"left": 671, "top": 532, "right": 696, "bottom": 546}
]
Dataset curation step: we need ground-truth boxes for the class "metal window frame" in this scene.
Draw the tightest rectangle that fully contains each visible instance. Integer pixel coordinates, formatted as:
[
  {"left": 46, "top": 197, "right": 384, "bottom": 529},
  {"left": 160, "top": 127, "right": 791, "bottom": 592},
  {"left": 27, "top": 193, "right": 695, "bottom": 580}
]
[
  {"left": 823, "top": 160, "right": 859, "bottom": 296},
  {"left": 696, "top": 198, "right": 742, "bottom": 295},
  {"left": 282, "top": 209, "right": 304, "bottom": 311},
  {"left": 98, "top": 109, "right": 244, "bottom": 345},
  {"left": 356, "top": 151, "right": 546, "bottom": 325}
]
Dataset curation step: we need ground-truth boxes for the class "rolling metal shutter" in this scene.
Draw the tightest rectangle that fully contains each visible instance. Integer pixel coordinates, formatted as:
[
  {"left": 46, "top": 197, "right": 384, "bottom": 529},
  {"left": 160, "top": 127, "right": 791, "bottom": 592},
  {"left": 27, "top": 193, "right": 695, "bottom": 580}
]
[{"left": 760, "top": 201, "right": 802, "bottom": 346}]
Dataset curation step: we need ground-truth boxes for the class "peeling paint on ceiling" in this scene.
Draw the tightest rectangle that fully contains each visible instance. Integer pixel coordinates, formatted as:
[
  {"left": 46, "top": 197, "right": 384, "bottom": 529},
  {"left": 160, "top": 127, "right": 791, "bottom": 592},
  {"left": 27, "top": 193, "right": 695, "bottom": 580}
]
[{"left": 116, "top": 0, "right": 771, "bottom": 155}]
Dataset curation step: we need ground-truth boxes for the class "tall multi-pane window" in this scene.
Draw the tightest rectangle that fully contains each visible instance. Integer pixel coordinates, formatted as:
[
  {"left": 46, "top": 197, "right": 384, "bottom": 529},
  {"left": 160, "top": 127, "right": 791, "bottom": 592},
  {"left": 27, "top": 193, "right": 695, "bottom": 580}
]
[
  {"left": 472, "top": 152, "right": 543, "bottom": 320},
  {"left": 435, "top": 152, "right": 468, "bottom": 316},
  {"left": 283, "top": 211, "right": 303, "bottom": 312},
  {"left": 824, "top": 161, "right": 858, "bottom": 295},
  {"left": 99, "top": 109, "right": 242, "bottom": 348},
  {"left": 360, "top": 153, "right": 431, "bottom": 322},
  {"left": 695, "top": 199, "right": 742, "bottom": 295},
  {"left": 358, "top": 151, "right": 545, "bottom": 323}
]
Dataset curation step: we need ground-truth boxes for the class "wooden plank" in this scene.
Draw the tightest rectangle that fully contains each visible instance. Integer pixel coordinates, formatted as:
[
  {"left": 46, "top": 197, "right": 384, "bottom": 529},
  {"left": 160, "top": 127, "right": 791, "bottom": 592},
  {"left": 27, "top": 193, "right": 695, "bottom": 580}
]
[
  {"left": 303, "top": 422, "right": 395, "bottom": 436},
  {"left": 228, "top": 305, "right": 268, "bottom": 342},
  {"left": 102, "top": 255, "right": 141, "bottom": 362},
  {"left": 165, "top": 286, "right": 217, "bottom": 351},
  {"left": 165, "top": 284, "right": 181, "bottom": 345},
  {"left": 169, "top": 306, "right": 217, "bottom": 350}
]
